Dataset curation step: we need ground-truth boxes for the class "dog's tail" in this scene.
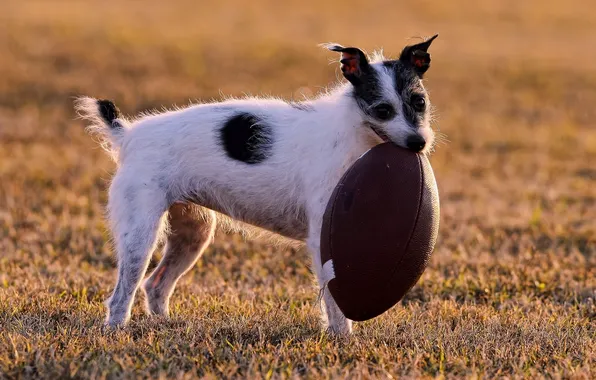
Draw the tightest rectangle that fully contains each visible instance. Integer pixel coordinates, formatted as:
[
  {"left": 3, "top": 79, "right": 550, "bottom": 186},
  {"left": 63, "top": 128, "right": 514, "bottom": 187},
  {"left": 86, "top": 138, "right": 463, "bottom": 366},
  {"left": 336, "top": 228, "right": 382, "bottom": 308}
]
[{"left": 74, "top": 96, "right": 129, "bottom": 161}]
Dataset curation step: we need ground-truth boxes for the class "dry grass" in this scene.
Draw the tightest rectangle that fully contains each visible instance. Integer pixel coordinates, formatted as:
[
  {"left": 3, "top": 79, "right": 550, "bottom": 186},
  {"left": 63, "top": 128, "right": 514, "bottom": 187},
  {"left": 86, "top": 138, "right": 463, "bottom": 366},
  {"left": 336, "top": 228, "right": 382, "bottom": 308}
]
[{"left": 0, "top": 0, "right": 595, "bottom": 378}]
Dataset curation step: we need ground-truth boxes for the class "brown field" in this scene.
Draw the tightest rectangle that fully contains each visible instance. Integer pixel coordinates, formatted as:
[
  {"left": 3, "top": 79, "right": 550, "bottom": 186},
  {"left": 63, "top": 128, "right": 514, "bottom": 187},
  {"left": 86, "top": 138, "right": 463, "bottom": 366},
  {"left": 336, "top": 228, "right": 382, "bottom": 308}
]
[{"left": 0, "top": 0, "right": 595, "bottom": 378}]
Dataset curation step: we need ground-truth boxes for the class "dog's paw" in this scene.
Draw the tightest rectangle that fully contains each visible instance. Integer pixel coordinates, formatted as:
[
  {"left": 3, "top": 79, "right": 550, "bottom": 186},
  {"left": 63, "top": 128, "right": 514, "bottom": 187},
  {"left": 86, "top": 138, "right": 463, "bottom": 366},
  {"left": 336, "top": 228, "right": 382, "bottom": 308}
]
[
  {"left": 325, "top": 319, "right": 353, "bottom": 336},
  {"left": 100, "top": 321, "right": 124, "bottom": 335},
  {"left": 103, "top": 311, "right": 130, "bottom": 330}
]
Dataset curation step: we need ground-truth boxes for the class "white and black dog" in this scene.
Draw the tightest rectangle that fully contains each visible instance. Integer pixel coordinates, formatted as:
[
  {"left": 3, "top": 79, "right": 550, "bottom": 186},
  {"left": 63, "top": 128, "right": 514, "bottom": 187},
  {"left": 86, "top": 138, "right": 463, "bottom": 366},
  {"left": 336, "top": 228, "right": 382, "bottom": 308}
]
[{"left": 76, "top": 35, "right": 438, "bottom": 335}]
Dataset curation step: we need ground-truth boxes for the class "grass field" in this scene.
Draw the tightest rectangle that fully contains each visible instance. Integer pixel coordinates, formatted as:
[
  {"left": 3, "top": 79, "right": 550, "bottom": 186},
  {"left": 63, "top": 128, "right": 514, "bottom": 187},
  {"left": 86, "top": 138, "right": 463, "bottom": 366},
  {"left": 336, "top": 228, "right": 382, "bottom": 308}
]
[{"left": 1, "top": 0, "right": 595, "bottom": 378}]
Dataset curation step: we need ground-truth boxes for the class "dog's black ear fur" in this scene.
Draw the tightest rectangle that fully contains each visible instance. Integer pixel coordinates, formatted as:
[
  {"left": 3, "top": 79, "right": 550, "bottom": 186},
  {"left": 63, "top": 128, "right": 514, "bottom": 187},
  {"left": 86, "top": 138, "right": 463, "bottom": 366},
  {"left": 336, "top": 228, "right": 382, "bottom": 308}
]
[
  {"left": 399, "top": 34, "right": 438, "bottom": 78},
  {"left": 324, "top": 43, "right": 371, "bottom": 85}
]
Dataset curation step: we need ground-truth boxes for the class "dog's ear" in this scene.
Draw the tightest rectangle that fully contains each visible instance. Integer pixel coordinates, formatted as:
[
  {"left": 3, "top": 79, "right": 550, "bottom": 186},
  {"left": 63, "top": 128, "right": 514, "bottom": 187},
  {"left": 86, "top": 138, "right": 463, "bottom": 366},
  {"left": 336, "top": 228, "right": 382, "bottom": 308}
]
[
  {"left": 399, "top": 34, "right": 438, "bottom": 78},
  {"left": 324, "top": 44, "right": 371, "bottom": 85}
]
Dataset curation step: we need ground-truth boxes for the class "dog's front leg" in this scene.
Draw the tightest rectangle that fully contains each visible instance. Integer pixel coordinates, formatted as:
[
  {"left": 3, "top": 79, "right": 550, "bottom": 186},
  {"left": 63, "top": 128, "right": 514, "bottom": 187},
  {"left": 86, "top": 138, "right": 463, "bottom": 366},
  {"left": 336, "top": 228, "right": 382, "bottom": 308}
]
[{"left": 307, "top": 221, "right": 352, "bottom": 335}]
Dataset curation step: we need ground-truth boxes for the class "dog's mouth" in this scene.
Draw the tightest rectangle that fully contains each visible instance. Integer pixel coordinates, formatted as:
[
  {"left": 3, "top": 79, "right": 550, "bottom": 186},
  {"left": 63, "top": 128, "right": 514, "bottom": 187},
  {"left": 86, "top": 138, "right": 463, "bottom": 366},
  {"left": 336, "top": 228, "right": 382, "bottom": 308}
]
[{"left": 367, "top": 123, "right": 391, "bottom": 143}]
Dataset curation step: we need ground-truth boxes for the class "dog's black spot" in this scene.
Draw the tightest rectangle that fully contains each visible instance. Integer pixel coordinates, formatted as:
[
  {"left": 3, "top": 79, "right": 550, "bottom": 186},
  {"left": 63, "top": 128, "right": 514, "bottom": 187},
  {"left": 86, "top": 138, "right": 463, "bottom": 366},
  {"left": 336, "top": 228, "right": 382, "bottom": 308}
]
[
  {"left": 97, "top": 99, "right": 121, "bottom": 127},
  {"left": 220, "top": 113, "right": 272, "bottom": 164},
  {"left": 288, "top": 102, "right": 314, "bottom": 112}
]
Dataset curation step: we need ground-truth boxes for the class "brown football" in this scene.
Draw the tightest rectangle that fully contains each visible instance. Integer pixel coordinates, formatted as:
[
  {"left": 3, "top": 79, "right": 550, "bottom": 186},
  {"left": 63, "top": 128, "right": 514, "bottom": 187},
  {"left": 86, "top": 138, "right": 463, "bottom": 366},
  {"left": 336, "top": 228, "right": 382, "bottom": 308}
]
[{"left": 320, "top": 142, "right": 440, "bottom": 321}]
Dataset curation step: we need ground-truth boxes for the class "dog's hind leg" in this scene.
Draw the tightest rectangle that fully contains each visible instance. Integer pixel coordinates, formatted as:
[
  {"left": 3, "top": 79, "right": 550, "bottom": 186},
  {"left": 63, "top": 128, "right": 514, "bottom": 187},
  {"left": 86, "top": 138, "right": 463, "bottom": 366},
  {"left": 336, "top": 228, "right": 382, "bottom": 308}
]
[
  {"left": 105, "top": 172, "right": 169, "bottom": 327},
  {"left": 143, "top": 202, "right": 216, "bottom": 316}
]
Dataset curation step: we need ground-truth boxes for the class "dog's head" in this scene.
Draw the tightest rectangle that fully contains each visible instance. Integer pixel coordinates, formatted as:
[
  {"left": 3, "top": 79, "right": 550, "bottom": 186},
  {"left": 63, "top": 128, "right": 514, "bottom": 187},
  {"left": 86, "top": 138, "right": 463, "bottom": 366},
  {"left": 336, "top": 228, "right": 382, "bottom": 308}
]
[{"left": 326, "top": 35, "right": 438, "bottom": 153}]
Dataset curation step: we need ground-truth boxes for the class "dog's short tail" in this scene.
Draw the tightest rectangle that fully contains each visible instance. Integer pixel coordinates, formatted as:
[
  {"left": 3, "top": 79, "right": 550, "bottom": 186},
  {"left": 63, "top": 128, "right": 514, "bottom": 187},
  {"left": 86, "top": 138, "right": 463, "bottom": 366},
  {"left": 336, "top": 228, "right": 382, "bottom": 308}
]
[{"left": 75, "top": 96, "right": 129, "bottom": 161}]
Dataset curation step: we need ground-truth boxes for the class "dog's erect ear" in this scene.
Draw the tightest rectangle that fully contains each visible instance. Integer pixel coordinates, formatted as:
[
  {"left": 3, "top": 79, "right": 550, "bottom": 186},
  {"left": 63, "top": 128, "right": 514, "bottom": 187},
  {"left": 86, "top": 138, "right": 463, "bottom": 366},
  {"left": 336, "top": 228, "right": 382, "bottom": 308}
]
[
  {"left": 399, "top": 34, "right": 438, "bottom": 78},
  {"left": 324, "top": 44, "right": 371, "bottom": 85}
]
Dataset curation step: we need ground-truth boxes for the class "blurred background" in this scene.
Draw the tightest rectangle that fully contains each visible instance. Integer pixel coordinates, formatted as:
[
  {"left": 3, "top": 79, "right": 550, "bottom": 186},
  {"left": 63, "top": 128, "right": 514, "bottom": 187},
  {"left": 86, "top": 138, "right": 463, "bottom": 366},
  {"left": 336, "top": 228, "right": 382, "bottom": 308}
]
[
  {"left": 2, "top": 0, "right": 595, "bottom": 230},
  {"left": 0, "top": 0, "right": 594, "bottom": 377}
]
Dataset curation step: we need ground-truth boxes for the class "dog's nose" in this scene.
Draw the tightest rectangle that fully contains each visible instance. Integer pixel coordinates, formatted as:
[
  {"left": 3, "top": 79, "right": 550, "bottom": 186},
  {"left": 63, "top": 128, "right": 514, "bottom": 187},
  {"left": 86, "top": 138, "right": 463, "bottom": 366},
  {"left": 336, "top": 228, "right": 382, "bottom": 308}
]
[{"left": 406, "top": 135, "right": 426, "bottom": 152}]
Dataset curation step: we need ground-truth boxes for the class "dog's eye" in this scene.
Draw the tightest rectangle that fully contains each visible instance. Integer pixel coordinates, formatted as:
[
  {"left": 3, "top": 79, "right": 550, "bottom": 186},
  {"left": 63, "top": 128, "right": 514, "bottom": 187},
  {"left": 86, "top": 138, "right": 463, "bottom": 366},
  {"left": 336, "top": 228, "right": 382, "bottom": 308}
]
[
  {"left": 411, "top": 95, "right": 426, "bottom": 112},
  {"left": 372, "top": 104, "right": 395, "bottom": 121}
]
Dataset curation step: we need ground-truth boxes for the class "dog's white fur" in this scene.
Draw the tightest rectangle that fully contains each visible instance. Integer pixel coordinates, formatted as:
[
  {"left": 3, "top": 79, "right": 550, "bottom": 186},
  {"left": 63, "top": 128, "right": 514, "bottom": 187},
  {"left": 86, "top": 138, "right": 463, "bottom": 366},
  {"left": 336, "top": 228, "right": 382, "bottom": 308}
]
[{"left": 75, "top": 41, "right": 436, "bottom": 335}]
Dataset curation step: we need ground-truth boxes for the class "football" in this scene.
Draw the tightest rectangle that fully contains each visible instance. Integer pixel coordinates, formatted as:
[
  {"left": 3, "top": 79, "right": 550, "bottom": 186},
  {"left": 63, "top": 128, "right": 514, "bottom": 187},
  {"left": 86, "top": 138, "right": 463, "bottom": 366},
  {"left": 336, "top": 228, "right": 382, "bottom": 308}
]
[{"left": 320, "top": 142, "right": 440, "bottom": 321}]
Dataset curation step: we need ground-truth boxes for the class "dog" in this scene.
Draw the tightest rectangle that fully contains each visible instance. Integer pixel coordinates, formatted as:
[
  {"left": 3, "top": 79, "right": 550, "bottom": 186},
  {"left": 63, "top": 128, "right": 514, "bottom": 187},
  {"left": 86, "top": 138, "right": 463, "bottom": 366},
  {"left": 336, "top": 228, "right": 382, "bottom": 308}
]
[{"left": 75, "top": 35, "right": 438, "bottom": 335}]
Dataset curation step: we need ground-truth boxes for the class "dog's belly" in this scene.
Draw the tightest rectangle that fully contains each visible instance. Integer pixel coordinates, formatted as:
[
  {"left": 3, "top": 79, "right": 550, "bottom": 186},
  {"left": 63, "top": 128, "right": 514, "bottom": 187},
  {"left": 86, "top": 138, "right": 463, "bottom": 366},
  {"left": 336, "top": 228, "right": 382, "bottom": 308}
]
[{"left": 186, "top": 186, "right": 309, "bottom": 241}]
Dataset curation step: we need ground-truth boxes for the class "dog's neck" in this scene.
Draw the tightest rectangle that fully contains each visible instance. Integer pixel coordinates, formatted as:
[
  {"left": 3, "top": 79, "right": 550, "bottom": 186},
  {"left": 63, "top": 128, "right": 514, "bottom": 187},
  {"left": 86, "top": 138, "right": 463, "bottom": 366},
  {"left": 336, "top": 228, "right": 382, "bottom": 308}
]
[
  {"left": 292, "top": 83, "right": 382, "bottom": 154},
  {"left": 315, "top": 82, "right": 381, "bottom": 139}
]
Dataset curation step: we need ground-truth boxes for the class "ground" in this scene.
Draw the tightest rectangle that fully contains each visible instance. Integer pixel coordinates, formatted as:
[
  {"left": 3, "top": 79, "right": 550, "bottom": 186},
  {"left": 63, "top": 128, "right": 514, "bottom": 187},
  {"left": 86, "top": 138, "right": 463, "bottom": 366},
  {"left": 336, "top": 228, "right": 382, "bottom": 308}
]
[{"left": 0, "top": 0, "right": 594, "bottom": 378}]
